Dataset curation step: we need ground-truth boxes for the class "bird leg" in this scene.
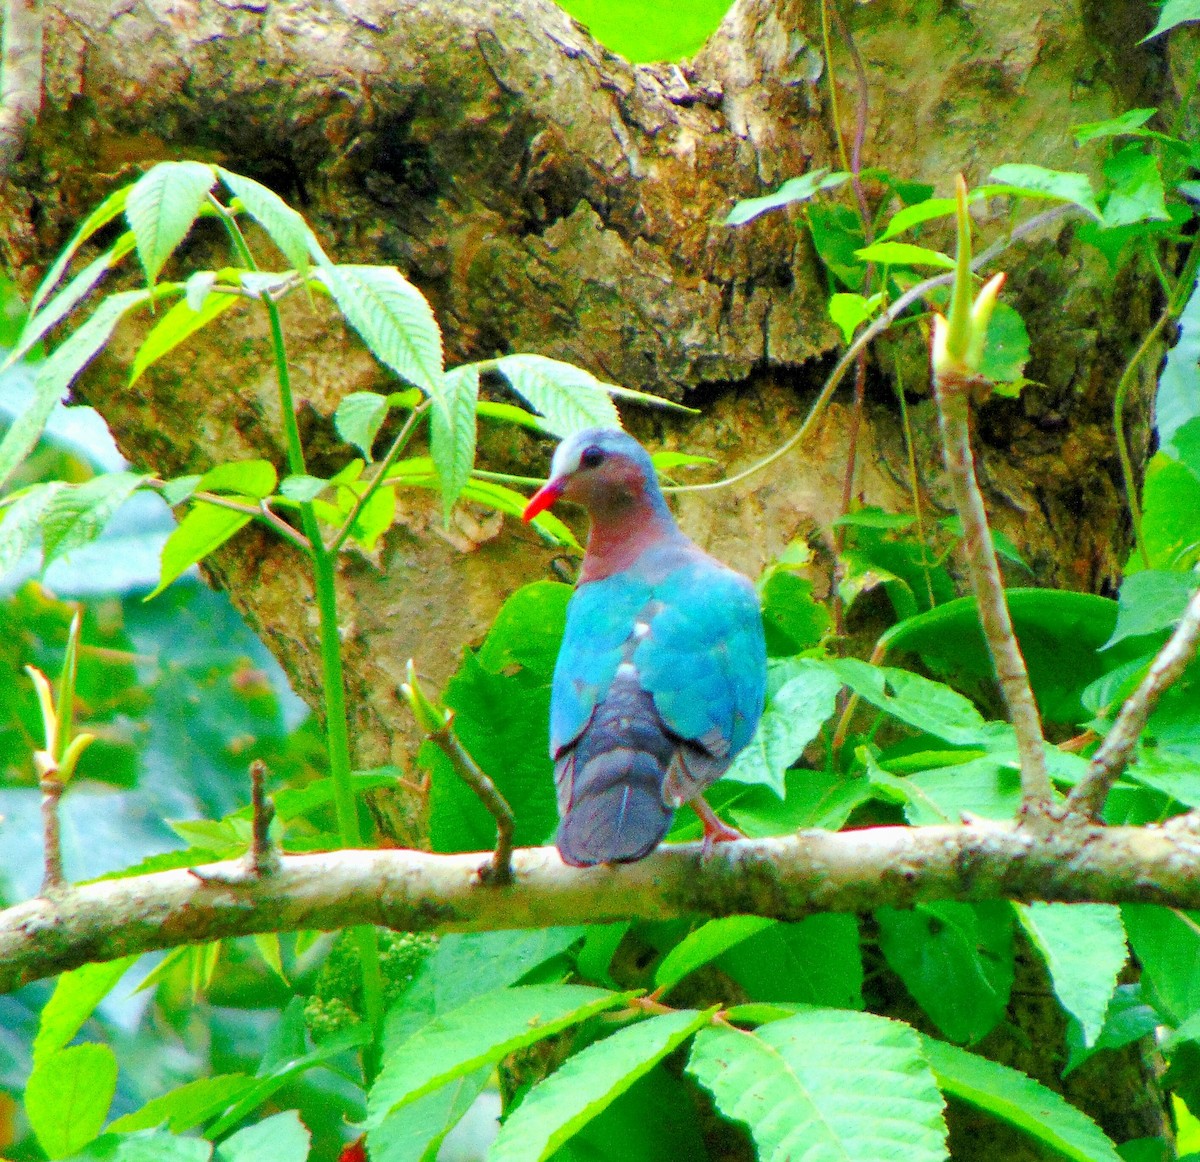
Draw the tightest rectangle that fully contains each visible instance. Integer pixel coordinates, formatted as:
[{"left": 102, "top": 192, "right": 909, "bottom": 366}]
[{"left": 690, "top": 796, "right": 744, "bottom": 859}]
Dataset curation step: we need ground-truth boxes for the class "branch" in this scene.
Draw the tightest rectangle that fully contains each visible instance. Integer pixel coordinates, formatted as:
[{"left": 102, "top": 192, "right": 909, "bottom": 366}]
[
  {"left": 0, "top": 0, "right": 42, "bottom": 177},
  {"left": 1066, "top": 585, "right": 1200, "bottom": 821},
  {"left": 8, "top": 820, "right": 1200, "bottom": 993}
]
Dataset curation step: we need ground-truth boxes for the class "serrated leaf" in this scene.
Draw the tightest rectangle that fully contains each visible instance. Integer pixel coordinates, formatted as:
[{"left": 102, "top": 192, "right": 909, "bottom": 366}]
[
  {"left": 199, "top": 460, "right": 278, "bottom": 500},
  {"left": 6, "top": 232, "right": 138, "bottom": 370},
  {"left": 876, "top": 901, "right": 1013, "bottom": 1044},
  {"left": 367, "top": 1071, "right": 489, "bottom": 1162},
  {"left": 316, "top": 264, "right": 443, "bottom": 396},
  {"left": 431, "top": 363, "right": 479, "bottom": 521},
  {"left": 28, "top": 185, "right": 131, "bottom": 319},
  {"left": 0, "top": 289, "right": 151, "bottom": 492},
  {"left": 107, "top": 1074, "right": 258, "bottom": 1134},
  {"left": 688, "top": 1008, "right": 948, "bottom": 1162},
  {"left": 41, "top": 471, "right": 147, "bottom": 567},
  {"left": 654, "top": 917, "right": 777, "bottom": 993},
  {"left": 213, "top": 1111, "right": 310, "bottom": 1162},
  {"left": 25, "top": 1043, "right": 118, "bottom": 1159},
  {"left": 1106, "top": 570, "right": 1200, "bottom": 647},
  {"left": 367, "top": 985, "right": 624, "bottom": 1126},
  {"left": 130, "top": 291, "right": 239, "bottom": 384},
  {"left": 1121, "top": 904, "right": 1200, "bottom": 1024},
  {"left": 921, "top": 1036, "right": 1122, "bottom": 1161},
  {"left": 334, "top": 391, "right": 390, "bottom": 460},
  {"left": 490, "top": 1008, "right": 713, "bottom": 1162},
  {"left": 854, "top": 241, "right": 955, "bottom": 269},
  {"left": 0, "top": 482, "right": 63, "bottom": 578},
  {"left": 986, "top": 164, "right": 1102, "bottom": 219},
  {"left": 1102, "top": 146, "right": 1169, "bottom": 229},
  {"left": 1015, "top": 903, "right": 1127, "bottom": 1047},
  {"left": 148, "top": 502, "right": 252, "bottom": 599},
  {"left": 725, "top": 169, "right": 850, "bottom": 226},
  {"left": 33, "top": 957, "right": 138, "bottom": 1065},
  {"left": 218, "top": 168, "right": 324, "bottom": 274},
  {"left": 491, "top": 354, "right": 621, "bottom": 437},
  {"left": 725, "top": 658, "right": 841, "bottom": 796},
  {"left": 65, "top": 1130, "right": 213, "bottom": 1162},
  {"left": 124, "top": 161, "right": 216, "bottom": 284}
]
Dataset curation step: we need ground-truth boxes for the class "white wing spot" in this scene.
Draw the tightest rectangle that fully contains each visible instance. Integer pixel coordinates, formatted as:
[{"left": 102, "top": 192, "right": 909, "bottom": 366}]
[{"left": 634, "top": 620, "right": 650, "bottom": 638}]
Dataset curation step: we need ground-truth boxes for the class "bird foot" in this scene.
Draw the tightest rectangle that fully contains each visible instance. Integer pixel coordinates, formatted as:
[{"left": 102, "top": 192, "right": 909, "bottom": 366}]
[{"left": 691, "top": 797, "right": 745, "bottom": 860}]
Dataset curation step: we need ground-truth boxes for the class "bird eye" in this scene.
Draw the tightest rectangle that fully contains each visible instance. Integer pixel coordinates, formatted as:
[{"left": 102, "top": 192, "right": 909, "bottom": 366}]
[{"left": 580, "top": 446, "right": 605, "bottom": 469}]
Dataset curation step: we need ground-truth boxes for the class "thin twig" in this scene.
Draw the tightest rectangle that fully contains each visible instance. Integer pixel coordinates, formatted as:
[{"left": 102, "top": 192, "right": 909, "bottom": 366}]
[
  {"left": 0, "top": 0, "right": 42, "bottom": 177},
  {"left": 150, "top": 480, "right": 313, "bottom": 554},
  {"left": 428, "top": 714, "right": 515, "bottom": 886},
  {"left": 666, "top": 205, "right": 1078, "bottom": 497},
  {"left": 37, "top": 765, "right": 63, "bottom": 894},
  {"left": 329, "top": 400, "right": 429, "bottom": 553},
  {"left": 248, "top": 759, "right": 281, "bottom": 877},
  {"left": 934, "top": 368, "right": 1053, "bottom": 820},
  {"left": 1066, "top": 586, "right": 1200, "bottom": 821}
]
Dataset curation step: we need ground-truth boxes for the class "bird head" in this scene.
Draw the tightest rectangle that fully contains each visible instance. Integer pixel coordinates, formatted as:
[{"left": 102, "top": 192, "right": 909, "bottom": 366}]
[{"left": 522, "top": 427, "right": 658, "bottom": 522}]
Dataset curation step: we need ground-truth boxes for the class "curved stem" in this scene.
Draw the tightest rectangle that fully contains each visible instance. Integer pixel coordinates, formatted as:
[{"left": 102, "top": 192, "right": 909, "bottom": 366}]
[
  {"left": 665, "top": 205, "right": 1077, "bottom": 497},
  {"left": 819, "top": 0, "right": 851, "bottom": 175}
]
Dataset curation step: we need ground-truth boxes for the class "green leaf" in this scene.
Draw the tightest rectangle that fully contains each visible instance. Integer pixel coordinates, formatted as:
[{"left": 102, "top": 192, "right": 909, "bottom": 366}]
[
  {"left": 130, "top": 291, "right": 240, "bottom": 384},
  {"left": 1064, "top": 984, "right": 1159, "bottom": 1076},
  {"left": 279, "top": 474, "right": 328, "bottom": 502},
  {"left": 199, "top": 460, "right": 278, "bottom": 500},
  {"left": 490, "top": 1008, "right": 713, "bottom": 1162},
  {"left": 1136, "top": 454, "right": 1200, "bottom": 571},
  {"left": 475, "top": 580, "right": 573, "bottom": 679},
  {"left": 476, "top": 399, "right": 552, "bottom": 433},
  {"left": 716, "top": 914, "right": 864, "bottom": 1009},
  {"left": 1122, "top": 904, "right": 1200, "bottom": 1023},
  {"left": 688, "top": 1008, "right": 948, "bottom": 1162},
  {"left": 979, "top": 302, "right": 1030, "bottom": 388},
  {"left": 490, "top": 354, "right": 621, "bottom": 437},
  {"left": 1173, "top": 415, "right": 1200, "bottom": 483},
  {"left": 878, "top": 197, "right": 959, "bottom": 241},
  {"left": 870, "top": 752, "right": 1020, "bottom": 826},
  {"left": 344, "top": 481, "right": 395, "bottom": 551},
  {"left": 1015, "top": 903, "right": 1127, "bottom": 1047},
  {"left": 366, "top": 985, "right": 625, "bottom": 1125},
  {"left": 655, "top": 917, "right": 777, "bottom": 993},
  {"left": 986, "top": 164, "right": 1102, "bottom": 219},
  {"left": 213, "top": 1111, "right": 310, "bottom": 1162},
  {"left": 1102, "top": 146, "right": 1169, "bottom": 229},
  {"left": 431, "top": 363, "right": 479, "bottom": 521},
  {"left": 25, "top": 1043, "right": 118, "bottom": 1159},
  {"left": 854, "top": 241, "right": 955, "bottom": 269},
  {"left": 921, "top": 1036, "right": 1122, "bottom": 1162},
  {"left": 124, "top": 161, "right": 216, "bottom": 284},
  {"left": 759, "top": 570, "right": 831, "bottom": 656},
  {"left": 0, "top": 289, "right": 151, "bottom": 493},
  {"left": 367, "top": 1071, "right": 490, "bottom": 1162},
  {"left": 64, "top": 1130, "right": 213, "bottom": 1162},
  {"left": 829, "top": 657, "right": 989, "bottom": 746},
  {"left": 1073, "top": 108, "right": 1158, "bottom": 145},
  {"left": 806, "top": 202, "right": 867, "bottom": 290},
  {"left": 728, "top": 768, "right": 872, "bottom": 836},
  {"left": 724, "top": 658, "right": 841, "bottom": 796},
  {"left": 316, "top": 264, "right": 444, "bottom": 397},
  {"left": 555, "top": 0, "right": 732, "bottom": 62},
  {"left": 1106, "top": 570, "right": 1200, "bottom": 647},
  {"left": 7, "top": 232, "right": 138, "bottom": 369},
  {"left": 876, "top": 901, "right": 1014, "bottom": 1044},
  {"left": 0, "top": 482, "right": 63, "bottom": 578},
  {"left": 148, "top": 503, "right": 252, "bottom": 599},
  {"left": 828, "top": 292, "right": 883, "bottom": 343},
  {"left": 107, "top": 1075, "right": 258, "bottom": 1134},
  {"left": 33, "top": 957, "right": 138, "bottom": 1065},
  {"left": 218, "top": 168, "right": 324, "bottom": 274},
  {"left": 334, "top": 391, "right": 390, "bottom": 460},
  {"left": 27, "top": 185, "right": 132, "bottom": 318},
  {"left": 725, "top": 169, "right": 850, "bottom": 226},
  {"left": 41, "top": 472, "right": 147, "bottom": 568},
  {"left": 1143, "top": 0, "right": 1200, "bottom": 41},
  {"left": 185, "top": 270, "right": 217, "bottom": 311},
  {"left": 1156, "top": 277, "right": 1200, "bottom": 447}
]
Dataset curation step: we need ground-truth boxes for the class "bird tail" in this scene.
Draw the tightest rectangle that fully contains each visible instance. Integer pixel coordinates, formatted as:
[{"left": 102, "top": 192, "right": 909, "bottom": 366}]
[{"left": 556, "top": 749, "right": 674, "bottom": 866}]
